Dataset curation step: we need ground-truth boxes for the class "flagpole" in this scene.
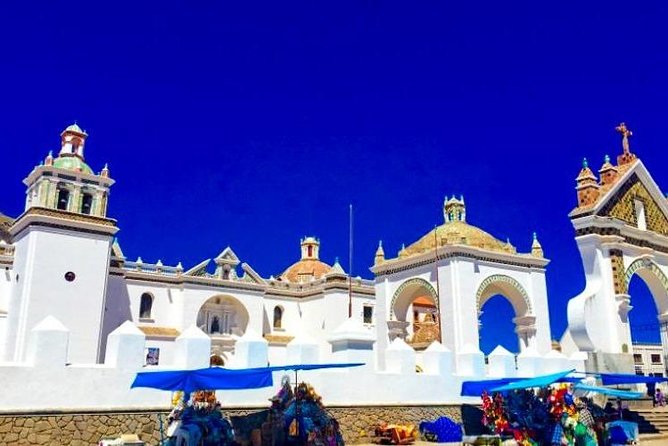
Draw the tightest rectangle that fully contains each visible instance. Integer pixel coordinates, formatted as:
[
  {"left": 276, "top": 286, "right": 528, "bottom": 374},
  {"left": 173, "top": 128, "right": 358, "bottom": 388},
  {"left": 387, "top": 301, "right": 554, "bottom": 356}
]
[
  {"left": 348, "top": 204, "right": 353, "bottom": 318},
  {"left": 434, "top": 225, "right": 443, "bottom": 343}
]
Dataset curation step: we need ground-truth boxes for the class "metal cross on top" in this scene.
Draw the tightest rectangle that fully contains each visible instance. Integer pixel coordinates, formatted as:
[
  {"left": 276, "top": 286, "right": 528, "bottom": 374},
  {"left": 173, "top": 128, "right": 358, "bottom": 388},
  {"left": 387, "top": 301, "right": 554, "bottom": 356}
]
[{"left": 615, "top": 122, "right": 633, "bottom": 154}]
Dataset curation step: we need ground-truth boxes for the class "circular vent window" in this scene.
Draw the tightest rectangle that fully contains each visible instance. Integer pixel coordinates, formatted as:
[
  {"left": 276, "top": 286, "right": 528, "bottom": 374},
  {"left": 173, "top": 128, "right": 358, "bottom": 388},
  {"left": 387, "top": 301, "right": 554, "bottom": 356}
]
[{"left": 64, "top": 271, "right": 76, "bottom": 282}]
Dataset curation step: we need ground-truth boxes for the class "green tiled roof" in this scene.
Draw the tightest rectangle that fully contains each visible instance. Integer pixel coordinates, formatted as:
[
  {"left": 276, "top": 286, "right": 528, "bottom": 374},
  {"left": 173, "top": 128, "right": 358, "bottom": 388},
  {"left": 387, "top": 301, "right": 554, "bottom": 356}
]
[{"left": 53, "top": 156, "right": 94, "bottom": 175}]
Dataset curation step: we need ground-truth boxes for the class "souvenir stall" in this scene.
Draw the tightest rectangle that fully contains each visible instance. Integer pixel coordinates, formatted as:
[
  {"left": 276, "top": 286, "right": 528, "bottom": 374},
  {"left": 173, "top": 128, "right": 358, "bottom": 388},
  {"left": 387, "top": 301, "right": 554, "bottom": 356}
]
[{"left": 461, "top": 370, "right": 644, "bottom": 446}]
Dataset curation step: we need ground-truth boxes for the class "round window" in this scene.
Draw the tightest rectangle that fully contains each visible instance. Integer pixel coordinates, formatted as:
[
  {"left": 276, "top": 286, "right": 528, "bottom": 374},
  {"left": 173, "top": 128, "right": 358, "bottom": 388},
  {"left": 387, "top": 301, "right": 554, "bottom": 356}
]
[{"left": 64, "top": 271, "right": 76, "bottom": 282}]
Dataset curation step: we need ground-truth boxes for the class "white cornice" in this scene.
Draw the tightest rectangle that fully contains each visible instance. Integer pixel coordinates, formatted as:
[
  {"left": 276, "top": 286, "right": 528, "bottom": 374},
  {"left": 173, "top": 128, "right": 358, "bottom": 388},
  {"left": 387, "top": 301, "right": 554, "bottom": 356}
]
[
  {"left": 10, "top": 207, "right": 118, "bottom": 238},
  {"left": 24, "top": 165, "right": 115, "bottom": 188},
  {"left": 371, "top": 243, "right": 548, "bottom": 276}
]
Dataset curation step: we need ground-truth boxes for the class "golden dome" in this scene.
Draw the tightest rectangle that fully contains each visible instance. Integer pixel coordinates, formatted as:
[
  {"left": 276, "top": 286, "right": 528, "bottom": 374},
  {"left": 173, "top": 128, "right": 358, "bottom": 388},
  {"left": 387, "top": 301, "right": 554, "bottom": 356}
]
[
  {"left": 280, "top": 258, "right": 332, "bottom": 283},
  {"left": 402, "top": 220, "right": 516, "bottom": 257}
]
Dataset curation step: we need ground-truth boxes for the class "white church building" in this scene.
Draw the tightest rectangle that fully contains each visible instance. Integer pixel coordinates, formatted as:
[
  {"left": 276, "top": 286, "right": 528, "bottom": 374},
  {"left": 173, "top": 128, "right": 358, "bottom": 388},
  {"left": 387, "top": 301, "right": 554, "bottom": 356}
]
[{"left": 0, "top": 123, "right": 580, "bottom": 410}]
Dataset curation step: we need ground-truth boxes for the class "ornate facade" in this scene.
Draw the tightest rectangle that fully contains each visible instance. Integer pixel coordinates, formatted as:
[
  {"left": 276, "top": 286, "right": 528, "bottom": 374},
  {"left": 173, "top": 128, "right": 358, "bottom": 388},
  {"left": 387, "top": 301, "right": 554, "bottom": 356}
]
[
  {"left": 1, "top": 123, "right": 554, "bottom": 372},
  {"left": 563, "top": 124, "right": 668, "bottom": 374}
]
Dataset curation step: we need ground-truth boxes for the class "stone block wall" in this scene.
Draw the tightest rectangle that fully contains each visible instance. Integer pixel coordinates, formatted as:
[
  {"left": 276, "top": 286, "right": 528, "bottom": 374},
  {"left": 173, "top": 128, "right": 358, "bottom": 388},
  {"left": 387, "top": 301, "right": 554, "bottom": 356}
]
[
  {"left": 0, "top": 404, "right": 473, "bottom": 445},
  {"left": 0, "top": 410, "right": 166, "bottom": 446}
]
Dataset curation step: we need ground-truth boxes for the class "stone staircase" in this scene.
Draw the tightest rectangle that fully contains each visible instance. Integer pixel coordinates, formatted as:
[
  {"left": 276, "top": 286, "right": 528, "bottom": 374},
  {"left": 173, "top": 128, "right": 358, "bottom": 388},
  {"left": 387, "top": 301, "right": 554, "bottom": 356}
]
[{"left": 627, "top": 406, "right": 668, "bottom": 435}]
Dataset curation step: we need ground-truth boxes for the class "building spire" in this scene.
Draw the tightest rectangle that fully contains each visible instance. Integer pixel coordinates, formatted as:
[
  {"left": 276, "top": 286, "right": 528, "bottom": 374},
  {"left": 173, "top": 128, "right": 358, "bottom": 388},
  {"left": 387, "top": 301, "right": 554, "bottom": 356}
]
[
  {"left": 531, "top": 232, "right": 544, "bottom": 258},
  {"left": 599, "top": 154, "right": 618, "bottom": 185},
  {"left": 374, "top": 240, "right": 385, "bottom": 265},
  {"left": 575, "top": 157, "right": 600, "bottom": 207}
]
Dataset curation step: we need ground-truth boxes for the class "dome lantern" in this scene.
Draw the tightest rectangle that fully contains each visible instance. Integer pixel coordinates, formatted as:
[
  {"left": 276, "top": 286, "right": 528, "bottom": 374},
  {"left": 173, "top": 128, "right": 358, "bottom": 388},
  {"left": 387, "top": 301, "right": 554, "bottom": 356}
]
[{"left": 444, "top": 195, "right": 466, "bottom": 223}]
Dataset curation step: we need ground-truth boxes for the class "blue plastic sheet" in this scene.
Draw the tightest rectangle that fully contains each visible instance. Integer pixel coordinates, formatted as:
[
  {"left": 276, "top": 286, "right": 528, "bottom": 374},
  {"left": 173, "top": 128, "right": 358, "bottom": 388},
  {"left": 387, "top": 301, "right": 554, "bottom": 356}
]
[
  {"left": 460, "top": 377, "right": 525, "bottom": 396},
  {"left": 419, "top": 416, "right": 463, "bottom": 442},
  {"left": 131, "top": 363, "right": 364, "bottom": 393},
  {"left": 131, "top": 367, "right": 273, "bottom": 392},
  {"left": 600, "top": 372, "right": 668, "bottom": 385},
  {"left": 266, "top": 362, "right": 364, "bottom": 372},
  {"left": 491, "top": 369, "right": 575, "bottom": 392},
  {"left": 574, "top": 384, "right": 643, "bottom": 399}
]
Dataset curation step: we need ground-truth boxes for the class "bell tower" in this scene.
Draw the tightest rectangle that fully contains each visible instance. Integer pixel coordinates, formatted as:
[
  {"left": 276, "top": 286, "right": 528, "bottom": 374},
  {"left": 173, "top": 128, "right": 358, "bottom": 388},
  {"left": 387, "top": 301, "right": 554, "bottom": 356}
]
[{"left": 4, "top": 124, "right": 118, "bottom": 364}]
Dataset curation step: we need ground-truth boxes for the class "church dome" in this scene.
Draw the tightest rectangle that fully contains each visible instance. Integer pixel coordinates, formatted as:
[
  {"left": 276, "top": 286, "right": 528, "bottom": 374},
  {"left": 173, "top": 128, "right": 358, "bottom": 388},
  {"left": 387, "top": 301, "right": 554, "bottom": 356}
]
[
  {"left": 401, "top": 196, "right": 516, "bottom": 257},
  {"left": 62, "top": 123, "right": 87, "bottom": 135},
  {"left": 403, "top": 220, "right": 515, "bottom": 256},
  {"left": 281, "top": 258, "right": 332, "bottom": 283},
  {"left": 279, "top": 236, "right": 332, "bottom": 283},
  {"left": 53, "top": 156, "right": 94, "bottom": 175}
]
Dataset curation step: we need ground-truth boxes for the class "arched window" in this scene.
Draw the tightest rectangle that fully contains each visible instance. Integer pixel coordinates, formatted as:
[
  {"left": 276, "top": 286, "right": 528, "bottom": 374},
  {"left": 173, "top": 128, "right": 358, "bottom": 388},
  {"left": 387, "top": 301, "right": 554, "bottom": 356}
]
[
  {"left": 273, "top": 306, "right": 283, "bottom": 329},
  {"left": 211, "top": 316, "right": 221, "bottom": 333},
  {"left": 139, "top": 293, "right": 153, "bottom": 319},
  {"left": 57, "top": 188, "right": 70, "bottom": 211},
  {"left": 81, "top": 192, "right": 93, "bottom": 215}
]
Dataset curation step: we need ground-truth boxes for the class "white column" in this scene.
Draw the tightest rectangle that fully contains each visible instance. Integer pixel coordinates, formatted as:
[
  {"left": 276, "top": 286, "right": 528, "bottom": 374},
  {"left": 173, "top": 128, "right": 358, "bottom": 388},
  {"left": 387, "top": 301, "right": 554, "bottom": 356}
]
[
  {"left": 660, "top": 315, "right": 668, "bottom": 376},
  {"left": 374, "top": 278, "right": 390, "bottom": 370}
]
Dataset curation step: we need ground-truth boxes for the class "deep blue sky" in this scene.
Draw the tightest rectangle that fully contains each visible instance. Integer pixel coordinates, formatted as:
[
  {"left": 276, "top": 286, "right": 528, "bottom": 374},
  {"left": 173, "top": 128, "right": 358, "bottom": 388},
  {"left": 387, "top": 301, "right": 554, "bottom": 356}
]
[{"left": 1, "top": 2, "right": 667, "bottom": 352}]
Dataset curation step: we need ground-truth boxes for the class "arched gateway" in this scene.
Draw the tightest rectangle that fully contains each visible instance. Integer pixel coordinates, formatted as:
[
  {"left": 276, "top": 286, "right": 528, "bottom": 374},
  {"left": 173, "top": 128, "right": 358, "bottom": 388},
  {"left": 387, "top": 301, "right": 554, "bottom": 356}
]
[
  {"left": 565, "top": 124, "right": 668, "bottom": 373},
  {"left": 372, "top": 196, "right": 552, "bottom": 369}
]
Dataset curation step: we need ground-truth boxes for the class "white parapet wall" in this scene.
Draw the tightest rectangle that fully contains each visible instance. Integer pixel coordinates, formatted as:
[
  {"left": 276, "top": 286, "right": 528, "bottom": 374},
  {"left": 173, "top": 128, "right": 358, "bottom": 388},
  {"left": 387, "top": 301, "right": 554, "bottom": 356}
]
[{"left": 0, "top": 316, "right": 580, "bottom": 411}]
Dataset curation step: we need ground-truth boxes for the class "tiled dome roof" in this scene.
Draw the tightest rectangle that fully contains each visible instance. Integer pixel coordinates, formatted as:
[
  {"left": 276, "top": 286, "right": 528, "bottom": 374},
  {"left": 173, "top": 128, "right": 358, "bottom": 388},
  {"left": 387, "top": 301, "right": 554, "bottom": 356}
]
[
  {"left": 403, "top": 221, "right": 515, "bottom": 257},
  {"left": 280, "top": 258, "right": 332, "bottom": 283}
]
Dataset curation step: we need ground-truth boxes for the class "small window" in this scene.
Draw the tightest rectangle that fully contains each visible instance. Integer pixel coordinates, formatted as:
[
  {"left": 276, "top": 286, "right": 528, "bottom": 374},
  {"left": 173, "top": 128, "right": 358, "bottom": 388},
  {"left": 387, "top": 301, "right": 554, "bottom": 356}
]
[
  {"left": 651, "top": 354, "right": 662, "bottom": 364},
  {"left": 635, "top": 199, "right": 647, "bottom": 230},
  {"left": 363, "top": 305, "right": 373, "bottom": 324},
  {"left": 307, "top": 245, "right": 313, "bottom": 257},
  {"left": 633, "top": 354, "right": 643, "bottom": 364},
  {"left": 81, "top": 193, "right": 93, "bottom": 215},
  {"left": 273, "top": 306, "right": 283, "bottom": 329},
  {"left": 139, "top": 293, "right": 153, "bottom": 319},
  {"left": 57, "top": 188, "right": 70, "bottom": 210}
]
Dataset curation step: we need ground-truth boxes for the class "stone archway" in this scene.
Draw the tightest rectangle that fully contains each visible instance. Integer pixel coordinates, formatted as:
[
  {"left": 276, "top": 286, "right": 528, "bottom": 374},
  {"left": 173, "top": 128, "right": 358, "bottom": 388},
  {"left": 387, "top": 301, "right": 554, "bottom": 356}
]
[
  {"left": 624, "top": 258, "right": 668, "bottom": 369},
  {"left": 476, "top": 274, "right": 535, "bottom": 352},
  {"left": 389, "top": 278, "right": 440, "bottom": 346},
  {"left": 624, "top": 258, "right": 668, "bottom": 316},
  {"left": 197, "top": 295, "right": 250, "bottom": 338}
]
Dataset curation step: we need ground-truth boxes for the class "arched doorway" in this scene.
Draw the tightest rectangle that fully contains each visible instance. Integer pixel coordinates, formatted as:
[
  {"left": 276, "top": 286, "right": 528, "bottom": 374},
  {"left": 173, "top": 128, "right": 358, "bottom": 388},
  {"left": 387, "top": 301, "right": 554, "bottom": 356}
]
[
  {"left": 196, "top": 295, "right": 249, "bottom": 338},
  {"left": 476, "top": 275, "right": 534, "bottom": 353},
  {"left": 625, "top": 259, "right": 668, "bottom": 376},
  {"left": 390, "top": 278, "right": 440, "bottom": 348},
  {"left": 479, "top": 296, "right": 518, "bottom": 355}
]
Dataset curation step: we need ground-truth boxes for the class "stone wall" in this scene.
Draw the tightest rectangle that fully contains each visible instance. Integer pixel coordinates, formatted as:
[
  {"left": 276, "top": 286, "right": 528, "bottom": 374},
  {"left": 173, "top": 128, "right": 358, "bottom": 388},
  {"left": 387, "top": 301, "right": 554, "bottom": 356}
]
[{"left": 0, "top": 404, "right": 477, "bottom": 445}]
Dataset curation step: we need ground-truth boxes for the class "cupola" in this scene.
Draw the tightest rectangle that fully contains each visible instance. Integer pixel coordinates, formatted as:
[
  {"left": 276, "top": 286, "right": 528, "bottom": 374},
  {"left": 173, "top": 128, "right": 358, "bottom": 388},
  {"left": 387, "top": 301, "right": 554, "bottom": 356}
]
[{"left": 444, "top": 195, "right": 466, "bottom": 223}]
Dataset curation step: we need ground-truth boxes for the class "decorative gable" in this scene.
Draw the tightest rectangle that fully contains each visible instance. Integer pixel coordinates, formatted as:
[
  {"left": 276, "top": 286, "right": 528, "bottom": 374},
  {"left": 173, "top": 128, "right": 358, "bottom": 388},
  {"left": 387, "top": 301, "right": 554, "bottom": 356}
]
[
  {"left": 215, "top": 246, "right": 240, "bottom": 266},
  {"left": 598, "top": 173, "right": 668, "bottom": 236}
]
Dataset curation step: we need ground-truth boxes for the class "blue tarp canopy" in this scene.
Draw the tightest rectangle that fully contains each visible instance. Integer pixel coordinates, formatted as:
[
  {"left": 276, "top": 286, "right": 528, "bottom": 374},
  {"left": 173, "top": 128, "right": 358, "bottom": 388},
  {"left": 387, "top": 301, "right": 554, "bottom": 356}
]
[
  {"left": 460, "top": 377, "right": 526, "bottom": 396},
  {"left": 600, "top": 373, "right": 668, "bottom": 385},
  {"left": 131, "top": 367, "right": 274, "bottom": 393},
  {"left": 131, "top": 363, "right": 364, "bottom": 393},
  {"left": 491, "top": 369, "right": 576, "bottom": 392},
  {"left": 574, "top": 384, "right": 644, "bottom": 399},
  {"left": 266, "top": 363, "right": 364, "bottom": 372}
]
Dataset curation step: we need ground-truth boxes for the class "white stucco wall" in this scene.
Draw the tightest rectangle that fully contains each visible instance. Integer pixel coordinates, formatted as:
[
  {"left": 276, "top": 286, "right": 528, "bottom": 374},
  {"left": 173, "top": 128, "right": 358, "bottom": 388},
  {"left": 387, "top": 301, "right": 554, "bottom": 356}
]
[{"left": 5, "top": 226, "right": 112, "bottom": 364}]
